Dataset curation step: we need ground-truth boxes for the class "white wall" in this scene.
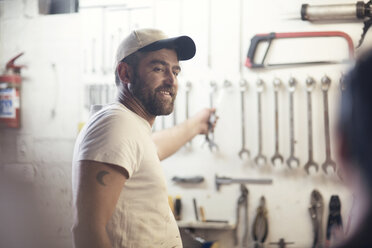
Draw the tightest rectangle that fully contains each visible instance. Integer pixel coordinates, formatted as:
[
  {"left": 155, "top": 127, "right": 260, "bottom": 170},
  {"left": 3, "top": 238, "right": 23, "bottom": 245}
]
[{"left": 1, "top": 0, "right": 371, "bottom": 247}]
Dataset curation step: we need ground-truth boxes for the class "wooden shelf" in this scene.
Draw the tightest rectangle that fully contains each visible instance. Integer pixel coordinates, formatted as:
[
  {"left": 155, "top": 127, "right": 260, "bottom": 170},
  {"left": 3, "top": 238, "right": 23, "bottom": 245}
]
[{"left": 177, "top": 221, "right": 235, "bottom": 230}]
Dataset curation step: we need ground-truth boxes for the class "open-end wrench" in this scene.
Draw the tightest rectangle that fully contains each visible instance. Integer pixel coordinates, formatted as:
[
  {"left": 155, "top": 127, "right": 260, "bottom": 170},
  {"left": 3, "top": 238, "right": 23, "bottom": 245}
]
[
  {"left": 271, "top": 78, "right": 284, "bottom": 166},
  {"left": 254, "top": 79, "right": 267, "bottom": 166},
  {"left": 185, "top": 81, "right": 192, "bottom": 146},
  {"left": 204, "top": 81, "right": 219, "bottom": 152},
  {"left": 239, "top": 78, "right": 250, "bottom": 159},
  {"left": 286, "top": 77, "right": 300, "bottom": 168},
  {"left": 173, "top": 100, "right": 177, "bottom": 126},
  {"left": 304, "top": 77, "right": 319, "bottom": 174},
  {"left": 321, "top": 75, "right": 336, "bottom": 174}
]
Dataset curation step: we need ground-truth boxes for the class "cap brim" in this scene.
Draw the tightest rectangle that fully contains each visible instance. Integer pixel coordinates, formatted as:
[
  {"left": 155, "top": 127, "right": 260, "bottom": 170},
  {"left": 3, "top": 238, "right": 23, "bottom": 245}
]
[{"left": 139, "top": 36, "right": 196, "bottom": 61}]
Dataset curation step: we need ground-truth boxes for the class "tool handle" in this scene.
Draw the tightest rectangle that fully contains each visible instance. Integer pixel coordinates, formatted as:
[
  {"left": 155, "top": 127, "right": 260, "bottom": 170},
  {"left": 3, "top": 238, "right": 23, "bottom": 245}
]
[{"left": 246, "top": 33, "right": 275, "bottom": 68}]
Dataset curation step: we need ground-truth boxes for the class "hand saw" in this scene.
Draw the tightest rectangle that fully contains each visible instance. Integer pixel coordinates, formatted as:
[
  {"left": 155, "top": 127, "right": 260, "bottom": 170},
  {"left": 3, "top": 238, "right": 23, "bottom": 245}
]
[{"left": 245, "top": 31, "right": 355, "bottom": 69}]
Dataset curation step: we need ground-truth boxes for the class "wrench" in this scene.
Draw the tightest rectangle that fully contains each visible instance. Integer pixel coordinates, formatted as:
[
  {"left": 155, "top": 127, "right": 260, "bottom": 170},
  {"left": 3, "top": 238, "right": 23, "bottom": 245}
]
[
  {"left": 173, "top": 99, "right": 177, "bottom": 126},
  {"left": 304, "top": 77, "right": 319, "bottom": 174},
  {"left": 321, "top": 75, "right": 336, "bottom": 174},
  {"left": 185, "top": 81, "right": 192, "bottom": 146},
  {"left": 204, "top": 81, "right": 219, "bottom": 152},
  {"left": 271, "top": 78, "right": 284, "bottom": 166},
  {"left": 254, "top": 79, "right": 267, "bottom": 166},
  {"left": 239, "top": 78, "right": 250, "bottom": 159},
  {"left": 286, "top": 77, "right": 300, "bottom": 168}
]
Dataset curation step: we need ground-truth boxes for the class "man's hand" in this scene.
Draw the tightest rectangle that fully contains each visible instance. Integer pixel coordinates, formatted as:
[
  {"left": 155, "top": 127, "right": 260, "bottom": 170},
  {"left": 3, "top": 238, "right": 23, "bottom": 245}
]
[
  {"left": 152, "top": 108, "right": 218, "bottom": 160},
  {"left": 192, "top": 108, "right": 218, "bottom": 135}
]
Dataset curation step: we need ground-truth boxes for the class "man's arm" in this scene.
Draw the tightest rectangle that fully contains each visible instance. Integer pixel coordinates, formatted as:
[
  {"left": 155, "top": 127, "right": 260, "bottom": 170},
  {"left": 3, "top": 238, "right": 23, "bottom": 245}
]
[
  {"left": 72, "top": 160, "right": 128, "bottom": 248},
  {"left": 152, "top": 108, "right": 216, "bottom": 161}
]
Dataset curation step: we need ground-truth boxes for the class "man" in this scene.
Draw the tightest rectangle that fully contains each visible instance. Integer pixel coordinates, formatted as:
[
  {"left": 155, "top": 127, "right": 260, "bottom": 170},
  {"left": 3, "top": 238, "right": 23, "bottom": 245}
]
[
  {"left": 335, "top": 50, "right": 372, "bottom": 248},
  {"left": 72, "top": 28, "right": 216, "bottom": 248}
]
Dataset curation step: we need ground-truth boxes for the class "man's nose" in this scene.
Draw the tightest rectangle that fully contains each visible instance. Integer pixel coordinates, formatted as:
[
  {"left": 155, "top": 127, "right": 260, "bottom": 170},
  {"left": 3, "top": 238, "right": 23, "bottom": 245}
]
[{"left": 164, "top": 69, "right": 176, "bottom": 85}]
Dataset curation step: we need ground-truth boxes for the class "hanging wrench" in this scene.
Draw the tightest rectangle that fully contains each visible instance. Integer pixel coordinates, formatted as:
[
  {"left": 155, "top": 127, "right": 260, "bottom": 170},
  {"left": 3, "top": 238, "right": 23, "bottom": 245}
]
[
  {"left": 173, "top": 101, "right": 177, "bottom": 126},
  {"left": 271, "top": 78, "right": 284, "bottom": 166},
  {"left": 286, "top": 77, "right": 300, "bottom": 168},
  {"left": 185, "top": 81, "right": 192, "bottom": 146},
  {"left": 321, "top": 75, "right": 336, "bottom": 174},
  {"left": 304, "top": 77, "right": 319, "bottom": 174},
  {"left": 204, "top": 81, "right": 219, "bottom": 152},
  {"left": 254, "top": 79, "right": 267, "bottom": 166},
  {"left": 239, "top": 78, "right": 250, "bottom": 159}
]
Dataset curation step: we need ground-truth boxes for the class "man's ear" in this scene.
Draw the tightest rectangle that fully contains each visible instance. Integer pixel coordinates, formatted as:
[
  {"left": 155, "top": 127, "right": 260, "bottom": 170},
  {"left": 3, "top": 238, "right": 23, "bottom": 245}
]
[{"left": 117, "top": 62, "right": 134, "bottom": 85}]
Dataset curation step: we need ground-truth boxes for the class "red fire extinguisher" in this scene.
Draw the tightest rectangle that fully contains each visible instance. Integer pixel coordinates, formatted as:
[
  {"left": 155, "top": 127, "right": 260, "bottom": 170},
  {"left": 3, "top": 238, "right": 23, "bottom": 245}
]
[{"left": 0, "top": 53, "right": 25, "bottom": 128}]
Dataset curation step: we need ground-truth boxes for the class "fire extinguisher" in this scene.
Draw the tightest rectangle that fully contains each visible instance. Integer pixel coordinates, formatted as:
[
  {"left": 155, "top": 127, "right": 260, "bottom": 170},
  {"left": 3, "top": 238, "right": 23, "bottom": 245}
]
[{"left": 0, "top": 53, "right": 25, "bottom": 128}]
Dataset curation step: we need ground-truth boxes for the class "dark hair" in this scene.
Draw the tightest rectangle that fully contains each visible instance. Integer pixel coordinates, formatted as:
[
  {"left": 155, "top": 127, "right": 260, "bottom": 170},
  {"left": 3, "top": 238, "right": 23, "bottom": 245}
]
[
  {"left": 115, "top": 51, "right": 144, "bottom": 86},
  {"left": 338, "top": 50, "right": 372, "bottom": 185}
]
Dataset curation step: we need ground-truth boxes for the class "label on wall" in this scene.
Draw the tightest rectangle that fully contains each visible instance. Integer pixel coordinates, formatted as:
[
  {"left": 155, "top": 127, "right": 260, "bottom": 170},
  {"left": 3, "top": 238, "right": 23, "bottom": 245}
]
[{"left": 0, "top": 88, "right": 17, "bottom": 118}]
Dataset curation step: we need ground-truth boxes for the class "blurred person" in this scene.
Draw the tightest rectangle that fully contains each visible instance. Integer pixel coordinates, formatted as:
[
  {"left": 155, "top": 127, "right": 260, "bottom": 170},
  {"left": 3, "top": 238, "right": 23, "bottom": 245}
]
[
  {"left": 335, "top": 49, "right": 372, "bottom": 248},
  {"left": 71, "top": 28, "right": 216, "bottom": 248}
]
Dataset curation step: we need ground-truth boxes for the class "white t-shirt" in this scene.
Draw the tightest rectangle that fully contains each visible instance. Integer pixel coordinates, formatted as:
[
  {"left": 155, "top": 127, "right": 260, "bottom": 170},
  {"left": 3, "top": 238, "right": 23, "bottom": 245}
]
[{"left": 72, "top": 102, "right": 182, "bottom": 248}]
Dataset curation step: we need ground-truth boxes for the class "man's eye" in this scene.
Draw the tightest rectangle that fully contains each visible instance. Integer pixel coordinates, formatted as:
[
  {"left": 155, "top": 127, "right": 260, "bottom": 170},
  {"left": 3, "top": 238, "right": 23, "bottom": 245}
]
[
  {"left": 154, "top": 67, "right": 163, "bottom": 72},
  {"left": 173, "top": 71, "right": 179, "bottom": 77}
]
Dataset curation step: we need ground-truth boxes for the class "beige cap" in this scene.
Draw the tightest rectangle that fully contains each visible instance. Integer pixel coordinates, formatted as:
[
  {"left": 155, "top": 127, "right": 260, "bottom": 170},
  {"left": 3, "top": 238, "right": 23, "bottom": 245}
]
[{"left": 115, "top": 28, "right": 196, "bottom": 66}]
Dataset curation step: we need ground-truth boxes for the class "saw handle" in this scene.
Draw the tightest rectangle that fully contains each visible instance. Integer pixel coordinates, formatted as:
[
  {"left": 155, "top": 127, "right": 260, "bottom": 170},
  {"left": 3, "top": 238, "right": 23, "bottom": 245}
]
[{"left": 246, "top": 33, "right": 275, "bottom": 68}]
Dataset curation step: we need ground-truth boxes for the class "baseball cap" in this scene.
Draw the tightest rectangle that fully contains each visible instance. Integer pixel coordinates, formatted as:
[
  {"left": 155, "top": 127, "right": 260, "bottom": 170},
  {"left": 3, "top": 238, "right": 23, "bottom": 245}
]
[{"left": 115, "top": 28, "right": 196, "bottom": 66}]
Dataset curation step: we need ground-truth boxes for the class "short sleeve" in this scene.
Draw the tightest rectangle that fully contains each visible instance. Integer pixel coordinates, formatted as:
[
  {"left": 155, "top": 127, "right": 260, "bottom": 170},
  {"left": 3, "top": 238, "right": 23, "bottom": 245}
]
[{"left": 76, "top": 111, "right": 143, "bottom": 177}]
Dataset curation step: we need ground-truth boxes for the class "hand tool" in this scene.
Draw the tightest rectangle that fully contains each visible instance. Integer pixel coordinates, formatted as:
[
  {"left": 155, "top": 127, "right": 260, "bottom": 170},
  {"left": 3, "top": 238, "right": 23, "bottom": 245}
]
[
  {"left": 205, "top": 220, "right": 229, "bottom": 223},
  {"left": 286, "top": 77, "right": 300, "bottom": 168},
  {"left": 326, "top": 195, "right": 343, "bottom": 248},
  {"left": 185, "top": 81, "right": 192, "bottom": 120},
  {"left": 269, "top": 238, "right": 295, "bottom": 248},
  {"left": 321, "top": 75, "right": 337, "bottom": 174},
  {"left": 172, "top": 176, "right": 204, "bottom": 184},
  {"left": 234, "top": 184, "right": 249, "bottom": 247},
  {"left": 174, "top": 196, "right": 182, "bottom": 221},
  {"left": 185, "top": 81, "right": 192, "bottom": 146},
  {"left": 203, "top": 81, "right": 219, "bottom": 152},
  {"left": 254, "top": 79, "right": 267, "bottom": 166},
  {"left": 271, "top": 78, "right": 284, "bottom": 166},
  {"left": 245, "top": 31, "right": 354, "bottom": 69},
  {"left": 199, "top": 206, "right": 206, "bottom": 222},
  {"left": 309, "top": 189, "right": 324, "bottom": 248},
  {"left": 173, "top": 101, "right": 177, "bottom": 126},
  {"left": 304, "top": 77, "right": 319, "bottom": 174},
  {"left": 193, "top": 198, "right": 199, "bottom": 221},
  {"left": 252, "top": 196, "right": 268, "bottom": 248},
  {"left": 215, "top": 174, "right": 273, "bottom": 191},
  {"left": 239, "top": 78, "right": 251, "bottom": 159},
  {"left": 301, "top": 1, "right": 372, "bottom": 47}
]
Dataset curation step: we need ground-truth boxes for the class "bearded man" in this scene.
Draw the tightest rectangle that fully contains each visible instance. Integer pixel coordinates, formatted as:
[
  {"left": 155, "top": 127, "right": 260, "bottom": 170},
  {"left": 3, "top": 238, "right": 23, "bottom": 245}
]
[{"left": 72, "top": 28, "right": 215, "bottom": 248}]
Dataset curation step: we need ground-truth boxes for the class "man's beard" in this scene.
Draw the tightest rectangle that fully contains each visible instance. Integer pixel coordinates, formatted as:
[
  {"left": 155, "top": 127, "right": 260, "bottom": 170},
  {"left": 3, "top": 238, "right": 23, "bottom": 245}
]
[{"left": 130, "top": 75, "right": 177, "bottom": 116}]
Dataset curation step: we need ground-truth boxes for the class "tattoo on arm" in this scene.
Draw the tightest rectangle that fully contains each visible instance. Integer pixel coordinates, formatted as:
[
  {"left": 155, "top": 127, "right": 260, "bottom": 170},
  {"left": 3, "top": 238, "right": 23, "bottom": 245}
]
[{"left": 96, "top": 170, "right": 109, "bottom": 186}]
